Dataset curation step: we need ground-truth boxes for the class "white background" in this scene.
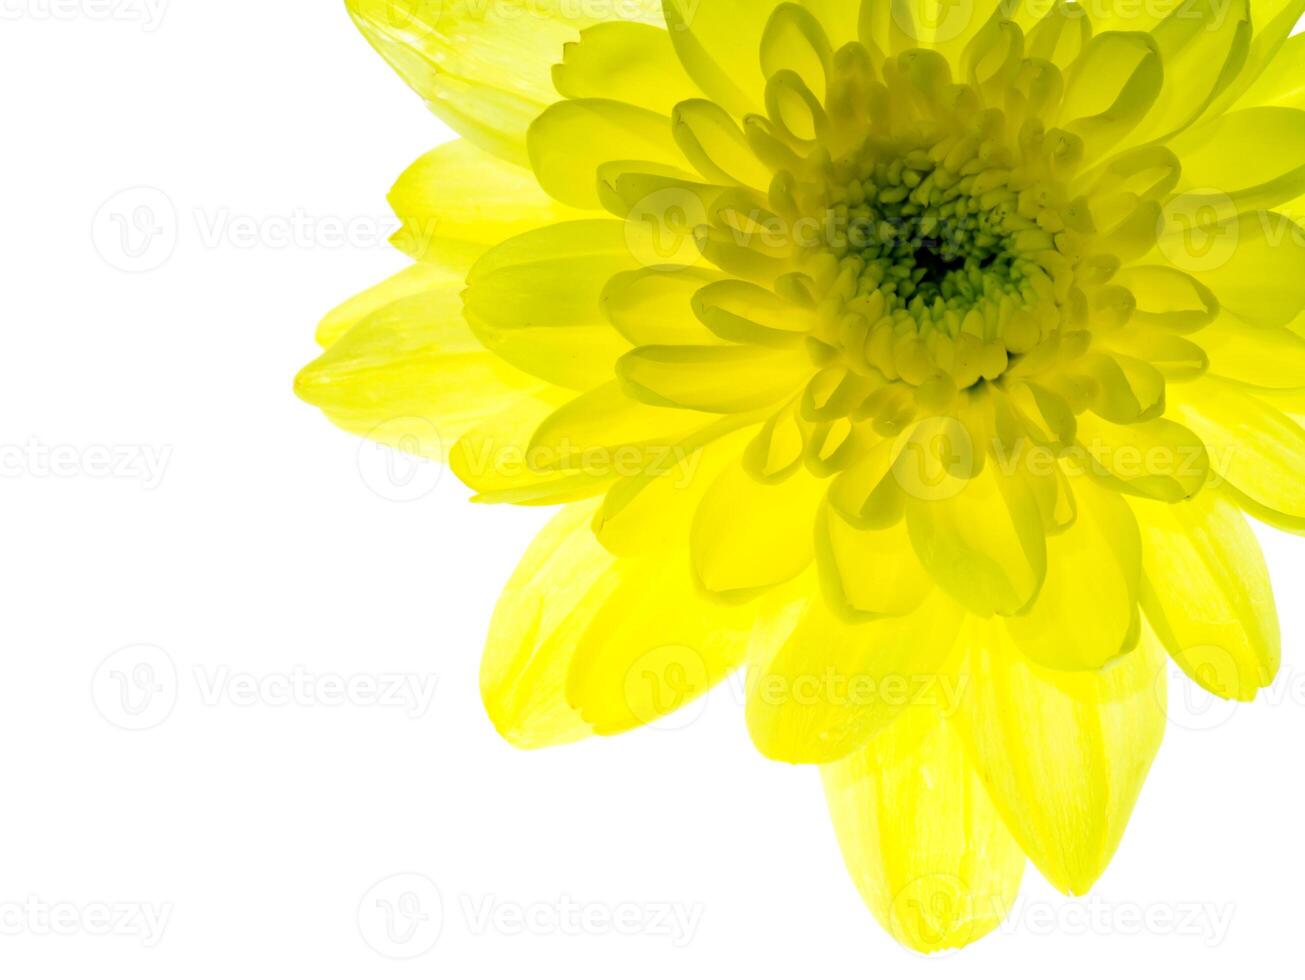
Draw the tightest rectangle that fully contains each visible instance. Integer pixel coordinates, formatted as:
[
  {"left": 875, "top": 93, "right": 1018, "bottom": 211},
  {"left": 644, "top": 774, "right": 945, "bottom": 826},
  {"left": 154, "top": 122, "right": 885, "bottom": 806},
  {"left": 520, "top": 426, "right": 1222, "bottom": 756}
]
[{"left": 1, "top": 2, "right": 1304, "bottom": 977}]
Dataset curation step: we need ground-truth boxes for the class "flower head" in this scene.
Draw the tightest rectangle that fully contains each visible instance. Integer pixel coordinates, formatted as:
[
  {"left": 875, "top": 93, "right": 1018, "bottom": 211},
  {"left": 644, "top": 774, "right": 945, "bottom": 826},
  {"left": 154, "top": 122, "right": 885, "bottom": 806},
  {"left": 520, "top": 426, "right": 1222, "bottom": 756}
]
[{"left": 297, "top": 0, "right": 1305, "bottom": 952}]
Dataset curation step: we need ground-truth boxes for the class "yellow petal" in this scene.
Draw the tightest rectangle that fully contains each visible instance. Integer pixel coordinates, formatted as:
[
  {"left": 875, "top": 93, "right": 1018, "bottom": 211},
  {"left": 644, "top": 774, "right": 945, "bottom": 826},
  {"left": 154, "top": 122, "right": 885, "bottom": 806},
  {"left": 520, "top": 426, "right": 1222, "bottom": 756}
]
[
  {"left": 1136, "top": 0, "right": 1249, "bottom": 140},
  {"left": 617, "top": 344, "right": 810, "bottom": 413},
  {"left": 815, "top": 501, "right": 931, "bottom": 618},
  {"left": 1111, "top": 265, "right": 1218, "bottom": 332},
  {"left": 552, "top": 21, "right": 700, "bottom": 115},
  {"left": 1232, "top": 30, "right": 1305, "bottom": 110},
  {"left": 346, "top": 0, "right": 660, "bottom": 164},
  {"left": 296, "top": 261, "right": 541, "bottom": 459},
  {"left": 565, "top": 550, "right": 758, "bottom": 735},
  {"left": 601, "top": 267, "right": 725, "bottom": 346},
  {"left": 692, "top": 458, "right": 824, "bottom": 597},
  {"left": 747, "top": 588, "right": 964, "bottom": 763},
  {"left": 1056, "top": 32, "right": 1163, "bottom": 159},
  {"left": 1167, "top": 375, "right": 1305, "bottom": 530},
  {"left": 388, "top": 140, "right": 583, "bottom": 264},
  {"left": 1209, "top": 0, "right": 1305, "bottom": 116},
  {"left": 662, "top": 0, "right": 785, "bottom": 117},
  {"left": 822, "top": 704, "right": 1025, "bottom": 954},
  {"left": 1130, "top": 490, "right": 1280, "bottom": 700},
  {"left": 463, "top": 221, "right": 636, "bottom": 389},
  {"left": 672, "top": 99, "right": 775, "bottom": 188},
  {"left": 905, "top": 454, "right": 1048, "bottom": 618},
  {"left": 1153, "top": 210, "right": 1305, "bottom": 329},
  {"left": 526, "top": 380, "right": 717, "bottom": 472},
  {"left": 527, "top": 99, "right": 684, "bottom": 209},
  {"left": 1006, "top": 475, "right": 1142, "bottom": 671},
  {"left": 480, "top": 502, "right": 608, "bottom": 747},
  {"left": 483, "top": 500, "right": 752, "bottom": 742},
  {"left": 314, "top": 262, "right": 452, "bottom": 348},
  {"left": 1198, "top": 317, "right": 1305, "bottom": 388},
  {"left": 950, "top": 617, "right": 1167, "bottom": 895},
  {"left": 449, "top": 388, "right": 614, "bottom": 505},
  {"left": 1168, "top": 107, "right": 1305, "bottom": 214},
  {"left": 593, "top": 426, "right": 753, "bottom": 556},
  {"left": 1070, "top": 412, "right": 1209, "bottom": 503}
]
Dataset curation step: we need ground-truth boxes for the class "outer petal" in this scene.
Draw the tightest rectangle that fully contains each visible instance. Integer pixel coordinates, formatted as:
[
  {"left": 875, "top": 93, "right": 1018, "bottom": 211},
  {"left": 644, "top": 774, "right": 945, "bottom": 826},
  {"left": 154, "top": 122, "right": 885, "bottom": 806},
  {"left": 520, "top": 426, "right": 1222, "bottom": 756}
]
[
  {"left": 822, "top": 704, "right": 1025, "bottom": 954},
  {"left": 905, "top": 455, "right": 1048, "bottom": 618},
  {"left": 1005, "top": 474, "right": 1142, "bottom": 671},
  {"left": 482, "top": 502, "right": 749, "bottom": 744},
  {"left": 1167, "top": 375, "right": 1305, "bottom": 531},
  {"left": 662, "top": 0, "right": 786, "bottom": 118},
  {"left": 565, "top": 550, "right": 759, "bottom": 735},
  {"left": 1167, "top": 107, "right": 1305, "bottom": 213},
  {"left": 296, "top": 260, "right": 544, "bottom": 459},
  {"left": 462, "top": 221, "right": 638, "bottom": 389},
  {"left": 527, "top": 99, "right": 686, "bottom": 209},
  {"left": 950, "top": 617, "right": 1167, "bottom": 895},
  {"left": 1207, "top": 0, "right": 1305, "bottom": 117},
  {"left": 552, "top": 21, "right": 702, "bottom": 115},
  {"left": 1130, "top": 490, "right": 1280, "bottom": 700},
  {"left": 449, "top": 388, "right": 616, "bottom": 505},
  {"left": 1153, "top": 210, "right": 1305, "bottom": 329},
  {"left": 746, "top": 585, "right": 964, "bottom": 764},
  {"left": 346, "top": 0, "right": 661, "bottom": 164},
  {"left": 1232, "top": 30, "right": 1305, "bottom": 110},
  {"left": 691, "top": 458, "right": 824, "bottom": 597},
  {"left": 481, "top": 503, "right": 608, "bottom": 747},
  {"left": 388, "top": 140, "right": 585, "bottom": 264},
  {"left": 815, "top": 502, "right": 932, "bottom": 619}
]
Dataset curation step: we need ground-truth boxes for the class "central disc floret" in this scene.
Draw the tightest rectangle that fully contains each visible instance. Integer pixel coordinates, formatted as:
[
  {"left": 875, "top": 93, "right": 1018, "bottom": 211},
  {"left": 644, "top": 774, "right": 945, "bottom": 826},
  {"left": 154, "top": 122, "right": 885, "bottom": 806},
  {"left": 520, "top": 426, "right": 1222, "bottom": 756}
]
[{"left": 766, "top": 46, "right": 1090, "bottom": 403}]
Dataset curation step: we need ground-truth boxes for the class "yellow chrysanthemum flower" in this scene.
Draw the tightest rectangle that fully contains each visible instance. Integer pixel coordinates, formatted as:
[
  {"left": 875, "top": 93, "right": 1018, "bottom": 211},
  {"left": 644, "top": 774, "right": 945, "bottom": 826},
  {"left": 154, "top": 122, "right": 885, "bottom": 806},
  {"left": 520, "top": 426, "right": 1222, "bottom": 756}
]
[{"left": 296, "top": 0, "right": 1305, "bottom": 952}]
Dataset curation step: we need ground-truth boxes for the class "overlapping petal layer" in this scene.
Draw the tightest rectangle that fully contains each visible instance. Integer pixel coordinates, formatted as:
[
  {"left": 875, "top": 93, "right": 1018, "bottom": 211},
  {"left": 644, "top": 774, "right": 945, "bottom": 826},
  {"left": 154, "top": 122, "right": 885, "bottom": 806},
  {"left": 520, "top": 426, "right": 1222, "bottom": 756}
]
[{"left": 300, "top": 0, "right": 1305, "bottom": 953}]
